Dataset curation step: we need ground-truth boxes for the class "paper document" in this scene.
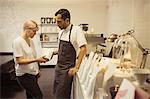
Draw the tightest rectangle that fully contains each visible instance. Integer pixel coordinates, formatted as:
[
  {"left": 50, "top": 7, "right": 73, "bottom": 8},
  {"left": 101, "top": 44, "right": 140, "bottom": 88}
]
[
  {"left": 42, "top": 49, "right": 54, "bottom": 61},
  {"left": 44, "top": 51, "right": 53, "bottom": 60}
]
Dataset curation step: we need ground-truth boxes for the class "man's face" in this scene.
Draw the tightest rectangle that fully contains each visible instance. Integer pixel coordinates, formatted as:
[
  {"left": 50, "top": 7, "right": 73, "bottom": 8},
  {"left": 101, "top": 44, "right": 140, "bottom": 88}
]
[{"left": 55, "top": 14, "right": 67, "bottom": 30}]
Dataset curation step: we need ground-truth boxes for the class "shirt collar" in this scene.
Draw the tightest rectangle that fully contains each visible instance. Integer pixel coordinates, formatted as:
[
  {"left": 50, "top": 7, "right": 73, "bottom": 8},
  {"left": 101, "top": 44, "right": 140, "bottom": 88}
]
[{"left": 63, "top": 24, "right": 72, "bottom": 33}]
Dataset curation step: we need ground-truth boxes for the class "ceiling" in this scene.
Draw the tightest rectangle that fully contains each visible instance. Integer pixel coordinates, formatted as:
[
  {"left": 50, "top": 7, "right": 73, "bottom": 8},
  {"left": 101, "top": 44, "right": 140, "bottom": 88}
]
[
  {"left": 0, "top": 0, "right": 104, "bottom": 8},
  {"left": 18, "top": 0, "right": 102, "bottom": 5}
]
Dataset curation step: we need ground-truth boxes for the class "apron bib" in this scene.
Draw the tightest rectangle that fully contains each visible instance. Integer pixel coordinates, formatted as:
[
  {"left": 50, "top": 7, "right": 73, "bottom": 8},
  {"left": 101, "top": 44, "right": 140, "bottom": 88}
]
[{"left": 54, "top": 24, "right": 76, "bottom": 99}]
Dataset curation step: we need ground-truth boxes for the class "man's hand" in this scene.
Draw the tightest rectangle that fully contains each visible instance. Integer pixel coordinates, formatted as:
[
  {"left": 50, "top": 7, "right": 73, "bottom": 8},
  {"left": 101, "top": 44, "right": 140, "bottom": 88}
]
[{"left": 68, "top": 67, "right": 79, "bottom": 76}]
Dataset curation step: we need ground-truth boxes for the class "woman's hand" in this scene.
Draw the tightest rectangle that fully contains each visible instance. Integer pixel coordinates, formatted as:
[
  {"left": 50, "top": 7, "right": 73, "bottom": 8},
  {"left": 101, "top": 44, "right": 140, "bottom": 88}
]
[{"left": 36, "top": 56, "right": 48, "bottom": 63}]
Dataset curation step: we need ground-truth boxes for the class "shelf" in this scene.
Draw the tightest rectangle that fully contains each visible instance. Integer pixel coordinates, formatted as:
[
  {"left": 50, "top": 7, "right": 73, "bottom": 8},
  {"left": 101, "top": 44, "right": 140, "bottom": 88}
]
[
  {"left": 40, "top": 33, "right": 58, "bottom": 44},
  {"left": 85, "top": 34, "right": 105, "bottom": 43},
  {"left": 40, "top": 41, "right": 58, "bottom": 43},
  {"left": 41, "top": 42, "right": 58, "bottom": 48},
  {"left": 39, "top": 23, "right": 57, "bottom": 26},
  {"left": 39, "top": 21, "right": 59, "bottom": 48},
  {"left": 85, "top": 33, "right": 102, "bottom": 37},
  {"left": 41, "top": 32, "right": 58, "bottom": 34}
]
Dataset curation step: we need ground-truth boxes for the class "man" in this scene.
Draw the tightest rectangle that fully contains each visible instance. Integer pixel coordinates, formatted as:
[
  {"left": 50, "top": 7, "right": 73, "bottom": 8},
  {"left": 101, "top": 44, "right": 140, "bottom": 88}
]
[
  {"left": 13, "top": 20, "right": 47, "bottom": 99},
  {"left": 53, "top": 9, "right": 87, "bottom": 99}
]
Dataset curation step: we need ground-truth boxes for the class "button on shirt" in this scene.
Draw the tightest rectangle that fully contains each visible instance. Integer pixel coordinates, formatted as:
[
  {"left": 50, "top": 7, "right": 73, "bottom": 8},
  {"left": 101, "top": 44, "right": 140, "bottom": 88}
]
[{"left": 58, "top": 24, "right": 87, "bottom": 56}]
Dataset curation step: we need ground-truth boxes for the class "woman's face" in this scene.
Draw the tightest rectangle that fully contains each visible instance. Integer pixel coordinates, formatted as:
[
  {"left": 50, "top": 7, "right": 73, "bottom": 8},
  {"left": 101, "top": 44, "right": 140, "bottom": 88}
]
[
  {"left": 26, "top": 24, "right": 38, "bottom": 38},
  {"left": 27, "top": 28, "right": 37, "bottom": 38}
]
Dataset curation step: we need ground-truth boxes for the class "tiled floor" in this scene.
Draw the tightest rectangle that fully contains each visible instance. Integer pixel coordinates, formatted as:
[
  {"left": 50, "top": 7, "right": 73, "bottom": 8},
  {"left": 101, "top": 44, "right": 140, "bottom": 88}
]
[{"left": 1, "top": 67, "right": 55, "bottom": 99}]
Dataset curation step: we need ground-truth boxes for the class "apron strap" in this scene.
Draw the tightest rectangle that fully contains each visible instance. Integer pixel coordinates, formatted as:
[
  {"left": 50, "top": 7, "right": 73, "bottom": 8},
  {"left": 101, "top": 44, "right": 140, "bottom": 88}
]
[
  {"left": 60, "top": 31, "right": 64, "bottom": 39},
  {"left": 60, "top": 24, "right": 73, "bottom": 42},
  {"left": 69, "top": 24, "right": 73, "bottom": 42}
]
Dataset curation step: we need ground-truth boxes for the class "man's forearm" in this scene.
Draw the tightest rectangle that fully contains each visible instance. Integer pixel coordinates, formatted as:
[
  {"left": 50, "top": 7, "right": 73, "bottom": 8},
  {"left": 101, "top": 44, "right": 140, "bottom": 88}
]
[{"left": 75, "top": 45, "right": 87, "bottom": 69}]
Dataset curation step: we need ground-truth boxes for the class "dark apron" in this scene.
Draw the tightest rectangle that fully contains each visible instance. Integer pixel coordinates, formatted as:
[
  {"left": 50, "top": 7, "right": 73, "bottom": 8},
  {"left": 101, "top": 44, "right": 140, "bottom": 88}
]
[{"left": 54, "top": 24, "right": 76, "bottom": 99}]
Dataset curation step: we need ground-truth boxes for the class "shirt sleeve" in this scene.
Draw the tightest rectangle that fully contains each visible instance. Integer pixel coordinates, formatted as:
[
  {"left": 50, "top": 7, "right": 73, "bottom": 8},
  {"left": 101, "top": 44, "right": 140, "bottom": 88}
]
[
  {"left": 76, "top": 27, "right": 87, "bottom": 48},
  {"left": 13, "top": 40, "right": 23, "bottom": 57}
]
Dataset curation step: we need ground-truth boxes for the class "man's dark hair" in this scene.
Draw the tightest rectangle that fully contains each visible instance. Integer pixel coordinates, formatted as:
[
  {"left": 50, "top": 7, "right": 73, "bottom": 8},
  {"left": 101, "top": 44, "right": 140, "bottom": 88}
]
[{"left": 55, "top": 9, "right": 70, "bottom": 21}]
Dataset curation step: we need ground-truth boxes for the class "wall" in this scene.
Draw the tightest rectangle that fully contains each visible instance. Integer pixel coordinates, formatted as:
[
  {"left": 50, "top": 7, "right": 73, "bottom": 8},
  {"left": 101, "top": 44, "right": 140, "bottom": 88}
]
[
  {"left": 107, "top": 0, "right": 150, "bottom": 68},
  {"left": 0, "top": 0, "right": 107, "bottom": 52},
  {"left": 107, "top": 0, "right": 150, "bottom": 47},
  {"left": 0, "top": 0, "right": 150, "bottom": 67}
]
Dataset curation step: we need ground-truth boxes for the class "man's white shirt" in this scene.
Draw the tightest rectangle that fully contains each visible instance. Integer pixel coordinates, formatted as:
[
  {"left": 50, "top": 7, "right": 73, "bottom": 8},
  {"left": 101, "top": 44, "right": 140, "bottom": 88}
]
[{"left": 58, "top": 24, "right": 87, "bottom": 56}]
